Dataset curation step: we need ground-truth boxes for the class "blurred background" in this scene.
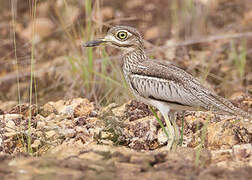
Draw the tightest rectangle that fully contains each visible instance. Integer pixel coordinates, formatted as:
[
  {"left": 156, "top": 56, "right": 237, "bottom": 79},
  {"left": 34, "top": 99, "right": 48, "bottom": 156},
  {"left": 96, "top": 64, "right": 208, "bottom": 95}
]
[{"left": 0, "top": 0, "right": 251, "bottom": 108}]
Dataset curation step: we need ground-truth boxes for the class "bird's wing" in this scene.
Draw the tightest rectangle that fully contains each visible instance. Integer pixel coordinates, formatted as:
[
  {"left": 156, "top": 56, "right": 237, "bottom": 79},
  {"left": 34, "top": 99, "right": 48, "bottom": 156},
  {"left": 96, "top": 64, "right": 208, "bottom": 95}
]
[{"left": 128, "top": 60, "right": 250, "bottom": 118}]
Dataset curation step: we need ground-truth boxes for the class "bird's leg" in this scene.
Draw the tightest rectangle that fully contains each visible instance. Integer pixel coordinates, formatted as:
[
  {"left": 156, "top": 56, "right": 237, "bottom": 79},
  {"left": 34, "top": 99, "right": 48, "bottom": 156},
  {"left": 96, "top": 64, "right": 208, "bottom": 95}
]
[
  {"left": 163, "top": 113, "right": 175, "bottom": 150},
  {"left": 169, "top": 111, "right": 180, "bottom": 148}
]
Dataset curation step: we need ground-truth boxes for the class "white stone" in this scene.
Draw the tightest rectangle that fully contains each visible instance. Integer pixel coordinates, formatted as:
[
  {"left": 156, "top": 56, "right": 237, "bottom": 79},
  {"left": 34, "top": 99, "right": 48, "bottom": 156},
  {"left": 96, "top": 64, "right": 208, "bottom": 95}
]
[{"left": 157, "top": 128, "right": 168, "bottom": 145}]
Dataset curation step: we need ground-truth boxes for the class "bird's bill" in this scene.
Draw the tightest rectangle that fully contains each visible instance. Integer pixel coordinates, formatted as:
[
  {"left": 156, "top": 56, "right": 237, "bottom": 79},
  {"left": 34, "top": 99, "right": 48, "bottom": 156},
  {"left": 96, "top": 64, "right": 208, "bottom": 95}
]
[
  {"left": 82, "top": 38, "right": 106, "bottom": 47},
  {"left": 83, "top": 35, "right": 114, "bottom": 47}
]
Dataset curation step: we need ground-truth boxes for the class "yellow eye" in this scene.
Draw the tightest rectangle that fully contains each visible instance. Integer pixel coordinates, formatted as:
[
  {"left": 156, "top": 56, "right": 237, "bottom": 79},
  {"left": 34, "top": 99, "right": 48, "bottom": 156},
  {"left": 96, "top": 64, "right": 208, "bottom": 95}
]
[{"left": 117, "top": 31, "right": 128, "bottom": 40}]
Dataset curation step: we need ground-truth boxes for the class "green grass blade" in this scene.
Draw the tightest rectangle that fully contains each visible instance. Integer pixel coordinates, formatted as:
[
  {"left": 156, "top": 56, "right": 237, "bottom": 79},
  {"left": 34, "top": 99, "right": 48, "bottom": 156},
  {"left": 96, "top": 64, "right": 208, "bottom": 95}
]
[{"left": 150, "top": 107, "right": 169, "bottom": 138}]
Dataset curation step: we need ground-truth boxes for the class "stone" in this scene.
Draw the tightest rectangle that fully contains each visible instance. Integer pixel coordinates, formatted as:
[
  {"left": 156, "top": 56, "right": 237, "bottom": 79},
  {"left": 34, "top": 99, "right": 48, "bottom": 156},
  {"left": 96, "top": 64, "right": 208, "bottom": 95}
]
[
  {"left": 75, "top": 126, "right": 85, "bottom": 133},
  {"left": 21, "top": 18, "right": 55, "bottom": 42},
  {"left": 100, "top": 131, "right": 113, "bottom": 139},
  {"left": 232, "top": 144, "right": 252, "bottom": 160},
  {"left": 36, "top": 121, "right": 46, "bottom": 130},
  {"left": 123, "top": 115, "right": 159, "bottom": 150},
  {"left": 0, "top": 114, "right": 22, "bottom": 121},
  {"left": 5, "top": 120, "right": 17, "bottom": 137},
  {"left": 60, "top": 128, "right": 75, "bottom": 138},
  {"left": 157, "top": 127, "right": 168, "bottom": 145},
  {"left": 40, "top": 103, "right": 57, "bottom": 117},
  {"left": 73, "top": 98, "right": 94, "bottom": 117},
  {"left": 41, "top": 98, "right": 94, "bottom": 118},
  {"left": 207, "top": 121, "right": 238, "bottom": 149},
  {"left": 31, "top": 140, "right": 41, "bottom": 149},
  {"left": 46, "top": 130, "right": 56, "bottom": 139},
  {"left": 112, "top": 103, "right": 126, "bottom": 117}
]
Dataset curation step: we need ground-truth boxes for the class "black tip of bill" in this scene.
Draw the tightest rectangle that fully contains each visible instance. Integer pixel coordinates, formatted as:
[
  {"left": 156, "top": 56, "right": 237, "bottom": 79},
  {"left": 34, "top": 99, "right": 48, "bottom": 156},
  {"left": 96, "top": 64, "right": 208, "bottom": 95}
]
[{"left": 82, "top": 39, "right": 105, "bottom": 47}]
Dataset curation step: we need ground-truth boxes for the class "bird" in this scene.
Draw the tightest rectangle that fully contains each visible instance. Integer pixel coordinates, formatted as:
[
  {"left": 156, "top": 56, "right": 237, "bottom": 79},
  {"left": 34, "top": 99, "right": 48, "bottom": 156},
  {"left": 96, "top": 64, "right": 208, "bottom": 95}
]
[{"left": 83, "top": 25, "right": 251, "bottom": 149}]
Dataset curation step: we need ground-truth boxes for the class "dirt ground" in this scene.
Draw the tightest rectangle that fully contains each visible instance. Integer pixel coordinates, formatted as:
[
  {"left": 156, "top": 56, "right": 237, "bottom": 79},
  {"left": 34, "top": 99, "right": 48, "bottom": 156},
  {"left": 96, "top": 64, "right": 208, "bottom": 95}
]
[
  {"left": 0, "top": 0, "right": 252, "bottom": 179},
  {"left": 0, "top": 98, "right": 251, "bottom": 180}
]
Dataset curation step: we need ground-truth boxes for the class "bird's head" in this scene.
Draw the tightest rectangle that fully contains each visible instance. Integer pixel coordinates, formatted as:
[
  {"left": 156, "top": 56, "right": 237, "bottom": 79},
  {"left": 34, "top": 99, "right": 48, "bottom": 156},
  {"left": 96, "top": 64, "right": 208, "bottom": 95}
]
[{"left": 83, "top": 26, "right": 144, "bottom": 53}]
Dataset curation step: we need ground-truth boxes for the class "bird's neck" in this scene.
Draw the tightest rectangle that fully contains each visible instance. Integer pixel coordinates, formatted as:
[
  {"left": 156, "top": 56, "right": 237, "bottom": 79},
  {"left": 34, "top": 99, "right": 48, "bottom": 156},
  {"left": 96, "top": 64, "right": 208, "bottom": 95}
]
[{"left": 122, "top": 48, "right": 148, "bottom": 65}]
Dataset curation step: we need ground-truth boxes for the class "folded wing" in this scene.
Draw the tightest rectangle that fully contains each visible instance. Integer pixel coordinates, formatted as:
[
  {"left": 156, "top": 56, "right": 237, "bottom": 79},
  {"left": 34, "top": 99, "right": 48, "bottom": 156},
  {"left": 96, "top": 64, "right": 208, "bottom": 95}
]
[{"left": 128, "top": 60, "right": 250, "bottom": 118}]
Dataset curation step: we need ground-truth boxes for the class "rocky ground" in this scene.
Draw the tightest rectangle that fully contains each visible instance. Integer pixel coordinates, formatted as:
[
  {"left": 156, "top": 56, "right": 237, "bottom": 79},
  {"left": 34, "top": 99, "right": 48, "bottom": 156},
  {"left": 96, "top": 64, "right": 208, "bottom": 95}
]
[{"left": 0, "top": 97, "right": 251, "bottom": 180}]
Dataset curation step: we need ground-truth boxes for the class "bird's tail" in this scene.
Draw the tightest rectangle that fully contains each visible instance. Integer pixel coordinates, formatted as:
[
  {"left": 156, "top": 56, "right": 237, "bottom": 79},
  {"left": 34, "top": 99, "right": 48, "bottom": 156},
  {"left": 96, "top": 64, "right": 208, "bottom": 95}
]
[{"left": 206, "top": 93, "right": 251, "bottom": 119}]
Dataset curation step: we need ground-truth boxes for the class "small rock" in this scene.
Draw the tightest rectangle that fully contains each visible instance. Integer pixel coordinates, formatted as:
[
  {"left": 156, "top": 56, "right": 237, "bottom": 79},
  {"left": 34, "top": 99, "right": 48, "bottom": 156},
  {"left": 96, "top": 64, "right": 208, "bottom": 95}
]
[
  {"left": 124, "top": 100, "right": 152, "bottom": 121},
  {"left": 46, "top": 130, "right": 56, "bottom": 139},
  {"left": 31, "top": 140, "right": 41, "bottom": 149},
  {"left": 21, "top": 18, "right": 55, "bottom": 42},
  {"left": 42, "top": 98, "right": 94, "bottom": 117},
  {"left": 60, "top": 128, "right": 75, "bottom": 138},
  {"left": 157, "top": 128, "right": 168, "bottom": 145},
  {"left": 75, "top": 126, "right": 85, "bottom": 133},
  {"left": 5, "top": 120, "right": 17, "bottom": 137},
  {"left": 6, "top": 120, "right": 15, "bottom": 129},
  {"left": 73, "top": 98, "right": 94, "bottom": 117},
  {"left": 112, "top": 103, "right": 126, "bottom": 117},
  {"left": 100, "top": 131, "right": 113, "bottom": 139},
  {"left": 207, "top": 121, "right": 238, "bottom": 148},
  {"left": 40, "top": 103, "right": 57, "bottom": 117},
  {"left": 232, "top": 144, "right": 252, "bottom": 160},
  {"left": 36, "top": 121, "right": 46, "bottom": 130},
  {"left": 64, "top": 105, "right": 75, "bottom": 116},
  {"left": 0, "top": 114, "right": 22, "bottom": 121}
]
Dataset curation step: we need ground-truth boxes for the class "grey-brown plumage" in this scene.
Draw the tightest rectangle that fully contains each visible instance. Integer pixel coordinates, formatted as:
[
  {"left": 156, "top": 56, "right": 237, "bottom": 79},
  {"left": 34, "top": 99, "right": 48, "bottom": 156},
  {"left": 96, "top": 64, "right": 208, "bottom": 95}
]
[
  {"left": 83, "top": 26, "right": 251, "bottom": 149},
  {"left": 123, "top": 51, "right": 250, "bottom": 118}
]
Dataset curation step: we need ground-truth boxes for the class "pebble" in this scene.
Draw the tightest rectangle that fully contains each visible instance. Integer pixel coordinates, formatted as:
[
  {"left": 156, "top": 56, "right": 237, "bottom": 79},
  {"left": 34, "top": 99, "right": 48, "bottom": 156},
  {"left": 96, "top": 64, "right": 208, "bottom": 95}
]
[
  {"left": 100, "top": 131, "right": 113, "bottom": 139},
  {"left": 6, "top": 120, "right": 16, "bottom": 130},
  {"left": 157, "top": 128, "right": 168, "bottom": 145},
  {"left": 60, "top": 129, "right": 75, "bottom": 138},
  {"left": 31, "top": 140, "right": 41, "bottom": 148},
  {"left": 75, "top": 126, "right": 85, "bottom": 133},
  {"left": 21, "top": 18, "right": 55, "bottom": 42},
  {"left": 232, "top": 144, "right": 252, "bottom": 160},
  {"left": 46, "top": 130, "right": 56, "bottom": 139},
  {"left": 37, "top": 121, "right": 46, "bottom": 129},
  {"left": 0, "top": 114, "right": 22, "bottom": 121}
]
